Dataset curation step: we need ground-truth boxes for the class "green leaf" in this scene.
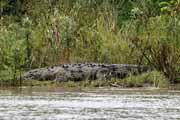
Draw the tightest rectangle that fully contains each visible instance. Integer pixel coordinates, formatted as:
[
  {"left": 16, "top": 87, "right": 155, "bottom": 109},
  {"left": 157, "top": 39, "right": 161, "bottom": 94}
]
[{"left": 159, "top": 2, "right": 170, "bottom": 7}]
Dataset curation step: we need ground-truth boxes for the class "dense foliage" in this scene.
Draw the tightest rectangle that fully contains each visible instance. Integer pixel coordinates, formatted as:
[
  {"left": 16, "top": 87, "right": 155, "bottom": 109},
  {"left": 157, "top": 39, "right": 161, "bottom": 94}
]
[{"left": 0, "top": 0, "right": 180, "bottom": 83}]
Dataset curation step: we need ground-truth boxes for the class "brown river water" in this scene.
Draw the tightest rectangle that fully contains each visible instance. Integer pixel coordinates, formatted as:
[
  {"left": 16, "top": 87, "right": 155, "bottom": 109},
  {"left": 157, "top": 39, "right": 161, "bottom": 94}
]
[{"left": 0, "top": 87, "right": 180, "bottom": 120}]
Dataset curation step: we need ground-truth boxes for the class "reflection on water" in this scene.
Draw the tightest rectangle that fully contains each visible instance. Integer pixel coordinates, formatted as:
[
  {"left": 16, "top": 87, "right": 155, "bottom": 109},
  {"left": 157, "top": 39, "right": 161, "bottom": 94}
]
[{"left": 0, "top": 87, "right": 180, "bottom": 120}]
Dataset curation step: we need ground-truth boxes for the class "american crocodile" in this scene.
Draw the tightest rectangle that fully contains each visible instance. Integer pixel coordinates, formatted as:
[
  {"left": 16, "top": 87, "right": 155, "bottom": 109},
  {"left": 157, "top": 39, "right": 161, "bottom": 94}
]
[{"left": 20, "top": 63, "right": 151, "bottom": 81}]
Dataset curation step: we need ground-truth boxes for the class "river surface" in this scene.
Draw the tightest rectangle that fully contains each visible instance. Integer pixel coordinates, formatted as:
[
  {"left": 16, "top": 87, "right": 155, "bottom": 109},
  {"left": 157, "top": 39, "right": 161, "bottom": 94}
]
[{"left": 0, "top": 87, "right": 180, "bottom": 120}]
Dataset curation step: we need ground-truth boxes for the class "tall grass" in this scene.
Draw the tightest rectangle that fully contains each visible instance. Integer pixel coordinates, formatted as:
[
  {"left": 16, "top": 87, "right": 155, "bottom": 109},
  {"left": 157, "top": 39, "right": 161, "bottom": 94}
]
[{"left": 0, "top": 0, "right": 180, "bottom": 85}]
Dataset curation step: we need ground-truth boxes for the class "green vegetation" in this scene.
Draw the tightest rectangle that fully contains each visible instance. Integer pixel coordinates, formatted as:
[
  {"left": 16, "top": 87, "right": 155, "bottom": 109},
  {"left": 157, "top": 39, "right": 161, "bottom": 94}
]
[
  {"left": 0, "top": 0, "right": 180, "bottom": 87},
  {"left": 121, "top": 71, "right": 169, "bottom": 88}
]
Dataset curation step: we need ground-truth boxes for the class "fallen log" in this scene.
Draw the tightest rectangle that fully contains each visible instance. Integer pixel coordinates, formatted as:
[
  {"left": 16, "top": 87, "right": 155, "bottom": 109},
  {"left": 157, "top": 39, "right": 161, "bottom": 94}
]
[{"left": 20, "top": 63, "right": 151, "bottom": 81}]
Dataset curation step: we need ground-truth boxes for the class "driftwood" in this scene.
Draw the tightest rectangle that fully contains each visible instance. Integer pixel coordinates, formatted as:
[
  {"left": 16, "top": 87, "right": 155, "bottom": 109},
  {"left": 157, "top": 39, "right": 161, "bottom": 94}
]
[{"left": 21, "top": 63, "right": 151, "bottom": 81}]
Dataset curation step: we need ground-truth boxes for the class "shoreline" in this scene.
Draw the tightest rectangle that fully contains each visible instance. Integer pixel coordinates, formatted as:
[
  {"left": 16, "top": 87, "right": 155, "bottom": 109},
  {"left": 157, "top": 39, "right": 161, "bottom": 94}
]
[{"left": 0, "top": 79, "right": 180, "bottom": 91}]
